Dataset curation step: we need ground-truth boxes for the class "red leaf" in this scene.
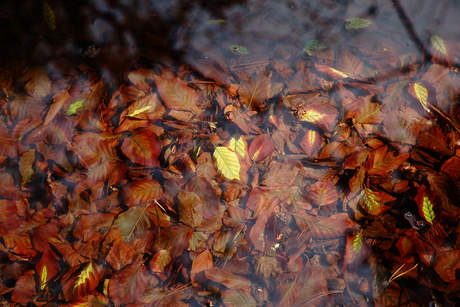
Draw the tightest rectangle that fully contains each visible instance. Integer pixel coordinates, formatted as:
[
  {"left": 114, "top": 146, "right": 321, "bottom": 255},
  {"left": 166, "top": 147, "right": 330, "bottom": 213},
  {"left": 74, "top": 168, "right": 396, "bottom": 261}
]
[
  {"left": 150, "top": 249, "right": 172, "bottom": 274},
  {"left": 62, "top": 261, "right": 101, "bottom": 301},
  {"left": 314, "top": 63, "right": 349, "bottom": 79},
  {"left": 11, "top": 270, "right": 36, "bottom": 304},
  {"left": 109, "top": 260, "right": 148, "bottom": 305},
  {"left": 121, "top": 128, "right": 161, "bottom": 167},
  {"left": 248, "top": 134, "right": 274, "bottom": 162},
  {"left": 0, "top": 123, "right": 18, "bottom": 158},
  {"left": 125, "top": 92, "right": 166, "bottom": 120},
  {"left": 106, "top": 238, "right": 137, "bottom": 271},
  {"left": 36, "top": 250, "right": 60, "bottom": 291},
  {"left": 191, "top": 250, "right": 213, "bottom": 285},
  {"left": 300, "top": 129, "right": 322, "bottom": 156},
  {"left": 123, "top": 178, "right": 164, "bottom": 207}
]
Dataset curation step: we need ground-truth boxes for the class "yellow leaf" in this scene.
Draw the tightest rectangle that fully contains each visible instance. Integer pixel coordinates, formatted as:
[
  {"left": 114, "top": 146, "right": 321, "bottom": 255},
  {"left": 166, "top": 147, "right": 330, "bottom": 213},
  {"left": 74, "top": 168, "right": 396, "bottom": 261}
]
[
  {"left": 40, "top": 265, "right": 48, "bottom": 290},
  {"left": 298, "top": 110, "right": 326, "bottom": 123},
  {"left": 127, "top": 106, "right": 152, "bottom": 117},
  {"left": 330, "top": 67, "right": 349, "bottom": 78},
  {"left": 431, "top": 35, "right": 447, "bottom": 55},
  {"left": 352, "top": 232, "right": 363, "bottom": 253},
  {"left": 43, "top": 2, "right": 56, "bottom": 31},
  {"left": 229, "top": 135, "right": 247, "bottom": 158},
  {"left": 75, "top": 262, "right": 93, "bottom": 288},
  {"left": 414, "top": 82, "right": 429, "bottom": 110},
  {"left": 362, "top": 188, "right": 380, "bottom": 215},
  {"left": 306, "top": 130, "right": 316, "bottom": 145},
  {"left": 213, "top": 147, "right": 240, "bottom": 180},
  {"left": 422, "top": 196, "right": 435, "bottom": 224}
]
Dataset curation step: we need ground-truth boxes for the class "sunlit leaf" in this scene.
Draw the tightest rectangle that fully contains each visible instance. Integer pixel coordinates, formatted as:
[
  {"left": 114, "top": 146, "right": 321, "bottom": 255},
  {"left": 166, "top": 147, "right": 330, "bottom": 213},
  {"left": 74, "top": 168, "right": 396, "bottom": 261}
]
[
  {"left": 229, "top": 45, "right": 249, "bottom": 55},
  {"left": 300, "top": 129, "right": 322, "bottom": 156},
  {"left": 125, "top": 93, "right": 165, "bottom": 120},
  {"left": 352, "top": 232, "right": 363, "bottom": 253},
  {"left": 43, "top": 2, "right": 56, "bottom": 31},
  {"left": 62, "top": 262, "right": 101, "bottom": 301},
  {"left": 150, "top": 249, "right": 172, "bottom": 274},
  {"left": 361, "top": 188, "right": 380, "bottom": 215},
  {"left": 421, "top": 196, "right": 435, "bottom": 225},
  {"left": 66, "top": 100, "right": 86, "bottom": 116},
  {"left": 36, "top": 250, "right": 60, "bottom": 291},
  {"left": 345, "top": 18, "right": 371, "bottom": 30},
  {"left": 213, "top": 147, "right": 241, "bottom": 180},
  {"left": 431, "top": 35, "right": 447, "bottom": 55},
  {"left": 314, "top": 63, "right": 349, "bottom": 79},
  {"left": 113, "top": 205, "right": 151, "bottom": 242},
  {"left": 229, "top": 135, "right": 247, "bottom": 158},
  {"left": 413, "top": 82, "right": 429, "bottom": 109}
]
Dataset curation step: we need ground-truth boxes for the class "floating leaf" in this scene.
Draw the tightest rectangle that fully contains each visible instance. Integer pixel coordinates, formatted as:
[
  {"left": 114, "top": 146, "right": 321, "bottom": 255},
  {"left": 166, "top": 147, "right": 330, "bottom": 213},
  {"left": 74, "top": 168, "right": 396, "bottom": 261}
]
[
  {"left": 345, "top": 18, "right": 371, "bottom": 30},
  {"left": 43, "top": 2, "right": 56, "bottom": 31},
  {"left": 421, "top": 196, "right": 435, "bottom": 225},
  {"left": 431, "top": 35, "right": 447, "bottom": 55},
  {"left": 213, "top": 147, "right": 241, "bottom": 180},
  {"left": 229, "top": 45, "right": 249, "bottom": 55}
]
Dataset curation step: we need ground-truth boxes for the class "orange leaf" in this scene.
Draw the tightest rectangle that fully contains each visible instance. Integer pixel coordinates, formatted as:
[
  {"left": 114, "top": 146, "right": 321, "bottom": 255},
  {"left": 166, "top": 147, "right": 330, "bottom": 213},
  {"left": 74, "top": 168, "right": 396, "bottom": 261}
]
[
  {"left": 123, "top": 178, "right": 164, "bottom": 207},
  {"left": 248, "top": 134, "right": 274, "bottom": 162},
  {"left": 314, "top": 63, "right": 349, "bottom": 79},
  {"left": 205, "top": 267, "right": 252, "bottom": 289}
]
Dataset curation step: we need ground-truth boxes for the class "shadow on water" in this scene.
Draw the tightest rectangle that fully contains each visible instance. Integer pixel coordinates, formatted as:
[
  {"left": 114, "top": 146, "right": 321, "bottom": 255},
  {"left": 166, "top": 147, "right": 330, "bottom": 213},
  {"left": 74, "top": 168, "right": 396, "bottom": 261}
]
[{"left": 0, "top": 0, "right": 460, "bottom": 306}]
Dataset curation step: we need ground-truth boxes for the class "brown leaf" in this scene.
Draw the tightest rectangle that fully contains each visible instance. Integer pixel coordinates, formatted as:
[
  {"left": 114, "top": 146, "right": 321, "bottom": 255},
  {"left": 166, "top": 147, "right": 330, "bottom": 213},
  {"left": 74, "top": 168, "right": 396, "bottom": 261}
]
[
  {"left": 123, "top": 178, "right": 164, "bottom": 207},
  {"left": 248, "top": 134, "right": 274, "bottom": 162},
  {"left": 106, "top": 238, "right": 137, "bottom": 271},
  {"left": 294, "top": 213, "right": 354, "bottom": 238},
  {"left": 11, "top": 270, "right": 36, "bottom": 304},
  {"left": 18, "top": 66, "right": 51, "bottom": 99},
  {"left": 44, "top": 89, "right": 70, "bottom": 125},
  {"left": 434, "top": 250, "right": 460, "bottom": 282},
  {"left": 205, "top": 267, "right": 252, "bottom": 289},
  {"left": 191, "top": 250, "right": 213, "bottom": 285},
  {"left": 61, "top": 261, "right": 101, "bottom": 301},
  {"left": 125, "top": 92, "right": 166, "bottom": 120},
  {"left": 121, "top": 128, "right": 161, "bottom": 167},
  {"left": 337, "top": 49, "right": 363, "bottom": 79},
  {"left": 178, "top": 190, "right": 204, "bottom": 228},
  {"left": 238, "top": 74, "right": 272, "bottom": 109}
]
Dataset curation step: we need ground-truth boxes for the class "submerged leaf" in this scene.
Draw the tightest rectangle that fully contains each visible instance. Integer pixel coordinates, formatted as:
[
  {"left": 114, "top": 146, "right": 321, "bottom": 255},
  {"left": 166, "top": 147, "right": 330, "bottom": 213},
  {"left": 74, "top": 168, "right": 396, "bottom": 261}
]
[
  {"left": 43, "top": 2, "right": 56, "bottom": 31},
  {"left": 213, "top": 147, "right": 241, "bottom": 180},
  {"left": 113, "top": 206, "right": 151, "bottom": 242},
  {"left": 345, "top": 18, "right": 371, "bottom": 30}
]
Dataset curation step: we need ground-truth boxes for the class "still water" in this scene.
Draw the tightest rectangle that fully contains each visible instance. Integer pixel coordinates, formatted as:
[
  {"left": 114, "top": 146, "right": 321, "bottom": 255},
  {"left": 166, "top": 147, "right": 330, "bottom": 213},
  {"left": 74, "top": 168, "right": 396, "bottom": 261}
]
[{"left": 0, "top": 0, "right": 459, "bottom": 306}]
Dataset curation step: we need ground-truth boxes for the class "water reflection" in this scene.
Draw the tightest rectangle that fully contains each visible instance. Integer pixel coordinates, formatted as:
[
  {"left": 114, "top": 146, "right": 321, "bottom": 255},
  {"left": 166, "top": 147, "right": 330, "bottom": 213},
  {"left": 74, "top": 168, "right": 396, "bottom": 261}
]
[{"left": 0, "top": 0, "right": 459, "bottom": 306}]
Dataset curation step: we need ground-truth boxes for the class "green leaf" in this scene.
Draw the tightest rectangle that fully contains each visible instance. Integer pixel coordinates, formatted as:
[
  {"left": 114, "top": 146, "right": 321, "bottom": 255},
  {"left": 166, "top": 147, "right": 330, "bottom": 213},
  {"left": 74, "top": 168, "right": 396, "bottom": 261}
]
[
  {"left": 345, "top": 18, "right": 371, "bottom": 30},
  {"left": 43, "top": 2, "right": 56, "bottom": 31},
  {"left": 422, "top": 196, "right": 435, "bottom": 224},
  {"left": 303, "top": 39, "right": 327, "bottom": 56},
  {"left": 66, "top": 100, "right": 86, "bottom": 116},
  {"left": 205, "top": 19, "right": 227, "bottom": 24},
  {"left": 229, "top": 45, "right": 249, "bottom": 55},
  {"left": 213, "top": 147, "right": 241, "bottom": 180},
  {"left": 431, "top": 35, "right": 447, "bottom": 55}
]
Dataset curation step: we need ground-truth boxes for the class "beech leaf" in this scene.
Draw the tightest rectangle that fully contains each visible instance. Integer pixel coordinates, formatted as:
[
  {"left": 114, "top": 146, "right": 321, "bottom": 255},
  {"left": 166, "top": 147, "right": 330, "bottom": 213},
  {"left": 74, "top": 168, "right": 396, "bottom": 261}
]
[
  {"left": 113, "top": 206, "right": 151, "bottom": 242},
  {"left": 345, "top": 18, "right": 371, "bottom": 30},
  {"left": 213, "top": 147, "right": 241, "bottom": 180},
  {"left": 121, "top": 128, "right": 161, "bottom": 167},
  {"left": 421, "top": 196, "right": 435, "bottom": 225},
  {"left": 431, "top": 35, "right": 447, "bottom": 55}
]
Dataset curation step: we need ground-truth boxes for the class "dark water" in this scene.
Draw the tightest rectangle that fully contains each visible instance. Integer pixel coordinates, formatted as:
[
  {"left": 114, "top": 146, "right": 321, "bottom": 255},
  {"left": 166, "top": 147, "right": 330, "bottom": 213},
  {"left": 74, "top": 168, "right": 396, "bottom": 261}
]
[{"left": 0, "top": 0, "right": 460, "bottom": 306}]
